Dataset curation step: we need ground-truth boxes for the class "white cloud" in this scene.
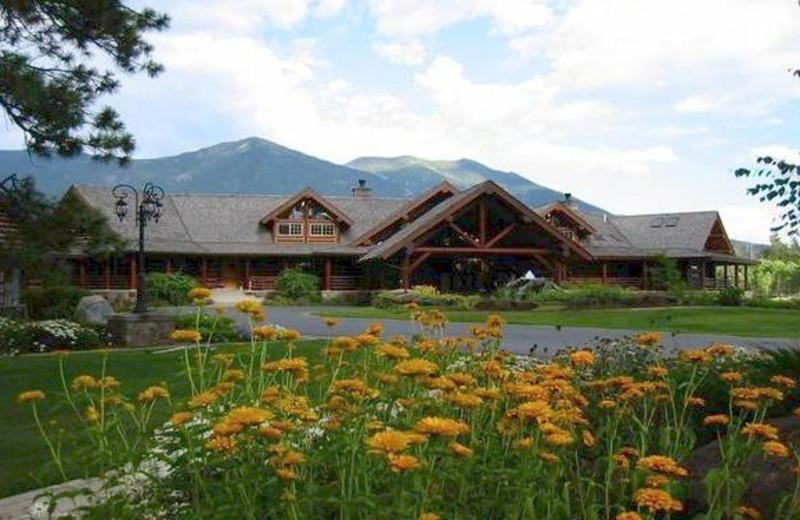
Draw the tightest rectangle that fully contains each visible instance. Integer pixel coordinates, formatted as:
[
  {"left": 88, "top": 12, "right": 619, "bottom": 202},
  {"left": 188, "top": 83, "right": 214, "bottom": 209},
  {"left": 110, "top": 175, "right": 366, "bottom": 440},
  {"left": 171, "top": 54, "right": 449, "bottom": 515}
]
[
  {"left": 749, "top": 145, "right": 800, "bottom": 163},
  {"left": 373, "top": 40, "right": 427, "bottom": 66},
  {"left": 171, "top": 0, "right": 312, "bottom": 32},
  {"left": 314, "top": 0, "right": 346, "bottom": 17},
  {"left": 367, "top": 0, "right": 551, "bottom": 37}
]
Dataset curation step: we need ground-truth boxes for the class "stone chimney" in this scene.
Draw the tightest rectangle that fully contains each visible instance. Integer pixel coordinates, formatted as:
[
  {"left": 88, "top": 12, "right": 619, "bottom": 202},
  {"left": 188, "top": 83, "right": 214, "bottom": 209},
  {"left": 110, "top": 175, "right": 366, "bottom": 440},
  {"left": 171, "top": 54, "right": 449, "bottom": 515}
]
[
  {"left": 352, "top": 179, "right": 372, "bottom": 198},
  {"left": 563, "top": 192, "right": 578, "bottom": 210}
]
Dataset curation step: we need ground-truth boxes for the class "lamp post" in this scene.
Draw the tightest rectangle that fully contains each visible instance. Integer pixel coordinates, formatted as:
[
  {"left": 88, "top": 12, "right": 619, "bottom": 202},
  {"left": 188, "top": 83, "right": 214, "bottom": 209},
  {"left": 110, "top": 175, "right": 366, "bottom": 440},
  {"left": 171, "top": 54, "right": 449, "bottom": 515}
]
[{"left": 112, "top": 182, "right": 164, "bottom": 313}]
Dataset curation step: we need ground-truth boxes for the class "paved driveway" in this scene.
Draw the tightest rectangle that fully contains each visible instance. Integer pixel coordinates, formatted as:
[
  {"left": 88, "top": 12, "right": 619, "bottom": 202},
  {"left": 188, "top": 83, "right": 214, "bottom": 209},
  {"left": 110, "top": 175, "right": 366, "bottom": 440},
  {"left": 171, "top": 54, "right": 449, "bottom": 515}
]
[{"left": 215, "top": 306, "right": 800, "bottom": 357}]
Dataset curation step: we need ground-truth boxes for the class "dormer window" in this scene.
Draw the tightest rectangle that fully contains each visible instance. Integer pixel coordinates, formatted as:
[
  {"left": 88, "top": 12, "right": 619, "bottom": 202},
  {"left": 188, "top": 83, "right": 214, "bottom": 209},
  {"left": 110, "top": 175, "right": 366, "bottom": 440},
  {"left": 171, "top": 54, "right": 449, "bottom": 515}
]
[
  {"left": 310, "top": 222, "right": 336, "bottom": 237},
  {"left": 278, "top": 222, "right": 304, "bottom": 236}
]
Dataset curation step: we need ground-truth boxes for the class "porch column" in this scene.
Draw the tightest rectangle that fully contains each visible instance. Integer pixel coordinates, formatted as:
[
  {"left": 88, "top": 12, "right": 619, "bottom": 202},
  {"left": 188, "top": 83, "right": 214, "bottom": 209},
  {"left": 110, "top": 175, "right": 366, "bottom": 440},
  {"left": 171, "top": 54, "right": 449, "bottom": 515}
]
[
  {"left": 323, "top": 258, "right": 332, "bottom": 291},
  {"left": 699, "top": 260, "right": 706, "bottom": 289},
  {"left": 744, "top": 265, "right": 749, "bottom": 291},
  {"left": 401, "top": 253, "right": 410, "bottom": 291},
  {"left": 165, "top": 258, "right": 172, "bottom": 275},
  {"left": 245, "top": 259, "right": 251, "bottom": 290},
  {"left": 201, "top": 257, "right": 208, "bottom": 286},
  {"left": 104, "top": 261, "right": 111, "bottom": 291},
  {"left": 642, "top": 261, "right": 649, "bottom": 290},
  {"left": 78, "top": 259, "right": 86, "bottom": 288},
  {"left": 734, "top": 264, "right": 739, "bottom": 288},
  {"left": 723, "top": 265, "right": 729, "bottom": 288},
  {"left": 601, "top": 263, "right": 608, "bottom": 284}
]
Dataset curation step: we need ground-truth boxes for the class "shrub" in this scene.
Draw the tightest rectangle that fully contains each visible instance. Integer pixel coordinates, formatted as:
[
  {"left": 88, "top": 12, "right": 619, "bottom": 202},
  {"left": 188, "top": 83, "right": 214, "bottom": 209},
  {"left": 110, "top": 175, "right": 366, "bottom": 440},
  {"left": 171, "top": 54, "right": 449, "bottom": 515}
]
[
  {"left": 0, "top": 317, "right": 110, "bottom": 355},
  {"left": 22, "top": 286, "right": 90, "bottom": 319},
  {"left": 372, "top": 289, "right": 479, "bottom": 310},
  {"left": 147, "top": 272, "right": 199, "bottom": 306},
  {"left": 273, "top": 268, "right": 321, "bottom": 303},
  {"left": 716, "top": 287, "right": 744, "bottom": 306},
  {"left": 174, "top": 312, "right": 245, "bottom": 343}
]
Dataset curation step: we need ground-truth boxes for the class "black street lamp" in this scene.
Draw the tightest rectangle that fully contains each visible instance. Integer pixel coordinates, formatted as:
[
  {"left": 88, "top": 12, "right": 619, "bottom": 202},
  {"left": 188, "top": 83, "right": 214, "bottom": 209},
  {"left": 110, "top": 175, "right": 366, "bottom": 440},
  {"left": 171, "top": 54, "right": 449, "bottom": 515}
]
[{"left": 112, "top": 182, "right": 165, "bottom": 313}]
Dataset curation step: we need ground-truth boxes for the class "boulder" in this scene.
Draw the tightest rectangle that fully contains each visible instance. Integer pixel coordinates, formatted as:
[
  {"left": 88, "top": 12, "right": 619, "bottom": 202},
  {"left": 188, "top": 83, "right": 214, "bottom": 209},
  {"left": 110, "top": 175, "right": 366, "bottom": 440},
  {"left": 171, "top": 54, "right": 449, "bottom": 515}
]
[
  {"left": 74, "top": 295, "right": 114, "bottom": 326},
  {"left": 683, "top": 416, "right": 800, "bottom": 515}
]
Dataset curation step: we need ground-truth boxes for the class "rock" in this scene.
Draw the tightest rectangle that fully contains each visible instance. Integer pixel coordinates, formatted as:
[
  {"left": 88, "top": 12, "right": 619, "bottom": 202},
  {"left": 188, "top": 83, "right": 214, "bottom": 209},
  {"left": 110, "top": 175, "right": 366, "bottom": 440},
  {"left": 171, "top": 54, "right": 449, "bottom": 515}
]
[
  {"left": 683, "top": 416, "right": 800, "bottom": 515},
  {"left": 73, "top": 295, "right": 114, "bottom": 326}
]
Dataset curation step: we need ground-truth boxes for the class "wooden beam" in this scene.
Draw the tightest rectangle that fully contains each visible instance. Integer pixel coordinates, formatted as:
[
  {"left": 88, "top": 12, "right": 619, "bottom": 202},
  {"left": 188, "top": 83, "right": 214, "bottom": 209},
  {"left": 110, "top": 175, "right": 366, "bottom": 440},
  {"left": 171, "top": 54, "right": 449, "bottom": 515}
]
[
  {"left": 532, "top": 253, "right": 554, "bottom": 270},
  {"left": 201, "top": 257, "right": 208, "bottom": 285},
  {"left": 409, "top": 252, "right": 432, "bottom": 272},
  {"left": 484, "top": 223, "right": 518, "bottom": 248},
  {"left": 734, "top": 264, "right": 739, "bottom": 288},
  {"left": 401, "top": 254, "right": 410, "bottom": 291},
  {"left": 128, "top": 254, "right": 137, "bottom": 290},
  {"left": 447, "top": 221, "right": 480, "bottom": 247},
  {"left": 245, "top": 259, "right": 251, "bottom": 290},
  {"left": 323, "top": 258, "right": 332, "bottom": 291},
  {"left": 744, "top": 264, "right": 749, "bottom": 291},
  {"left": 601, "top": 263, "right": 607, "bottom": 284},
  {"left": 104, "top": 260, "right": 111, "bottom": 291},
  {"left": 414, "top": 247, "right": 552, "bottom": 255},
  {"left": 478, "top": 200, "right": 487, "bottom": 244}
]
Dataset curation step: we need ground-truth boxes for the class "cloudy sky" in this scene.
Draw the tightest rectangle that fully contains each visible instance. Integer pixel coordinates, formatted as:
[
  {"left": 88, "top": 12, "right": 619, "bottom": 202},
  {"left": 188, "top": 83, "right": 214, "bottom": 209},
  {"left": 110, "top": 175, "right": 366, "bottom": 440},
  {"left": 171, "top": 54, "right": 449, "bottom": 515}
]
[{"left": 4, "top": 0, "right": 800, "bottom": 243}]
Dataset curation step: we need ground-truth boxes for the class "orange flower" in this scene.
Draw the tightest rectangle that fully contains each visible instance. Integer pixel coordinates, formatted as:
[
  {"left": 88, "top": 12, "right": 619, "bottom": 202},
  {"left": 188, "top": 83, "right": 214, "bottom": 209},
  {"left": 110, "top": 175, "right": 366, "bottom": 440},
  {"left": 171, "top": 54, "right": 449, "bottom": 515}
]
[
  {"left": 276, "top": 468, "right": 298, "bottom": 481},
  {"left": 741, "top": 422, "right": 779, "bottom": 441},
  {"left": 188, "top": 287, "right": 212, "bottom": 301},
  {"left": 719, "top": 371, "right": 743, "bottom": 383},
  {"left": 395, "top": 359, "right": 439, "bottom": 377},
  {"left": 538, "top": 452, "right": 559, "bottom": 463},
  {"left": 137, "top": 385, "right": 169, "bottom": 402},
  {"left": 763, "top": 441, "right": 790, "bottom": 458},
  {"left": 17, "top": 390, "right": 45, "bottom": 404},
  {"left": 615, "top": 513, "right": 642, "bottom": 520},
  {"left": 636, "top": 331, "right": 662, "bottom": 346},
  {"left": 702, "top": 414, "right": 730, "bottom": 427},
  {"left": 170, "top": 412, "right": 194, "bottom": 426},
  {"left": 685, "top": 397, "right": 705, "bottom": 407},
  {"left": 582, "top": 430, "right": 596, "bottom": 448},
  {"left": 680, "top": 349, "right": 711, "bottom": 363},
  {"left": 169, "top": 329, "right": 202, "bottom": 343},
  {"left": 387, "top": 454, "right": 423, "bottom": 472},
  {"left": 367, "top": 430, "right": 427, "bottom": 454},
  {"left": 647, "top": 366, "right": 668, "bottom": 377},
  {"left": 633, "top": 488, "right": 683, "bottom": 514},
  {"left": 419, "top": 514, "right": 440, "bottom": 520},
  {"left": 71, "top": 375, "right": 98, "bottom": 392},
  {"left": 376, "top": 343, "right": 410, "bottom": 360},
  {"left": 414, "top": 417, "right": 469, "bottom": 437},
  {"left": 706, "top": 343, "right": 735, "bottom": 357},
  {"left": 637, "top": 455, "right": 688, "bottom": 477},
  {"left": 322, "top": 317, "right": 338, "bottom": 327},
  {"left": 770, "top": 375, "right": 796, "bottom": 389},
  {"left": 449, "top": 441, "right": 473, "bottom": 457},
  {"left": 188, "top": 391, "right": 218, "bottom": 409},
  {"left": 569, "top": 350, "right": 595, "bottom": 366},
  {"left": 734, "top": 505, "right": 761, "bottom": 519}
]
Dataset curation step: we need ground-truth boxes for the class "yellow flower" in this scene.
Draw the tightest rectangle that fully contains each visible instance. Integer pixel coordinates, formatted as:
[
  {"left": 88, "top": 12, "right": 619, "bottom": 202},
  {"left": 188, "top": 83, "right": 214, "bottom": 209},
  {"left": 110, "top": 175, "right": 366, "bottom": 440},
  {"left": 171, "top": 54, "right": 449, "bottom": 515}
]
[
  {"left": 507, "top": 400, "right": 553, "bottom": 423},
  {"left": 598, "top": 399, "right": 617, "bottom": 409},
  {"left": 97, "top": 376, "right": 121, "bottom": 389},
  {"left": 615, "top": 513, "right": 642, "bottom": 520},
  {"left": 17, "top": 390, "right": 45, "bottom": 404},
  {"left": 188, "top": 287, "right": 212, "bottom": 301},
  {"left": 449, "top": 441, "right": 473, "bottom": 457},
  {"left": 414, "top": 417, "right": 470, "bottom": 437},
  {"left": 633, "top": 488, "right": 683, "bottom": 514},
  {"left": 366, "top": 322, "right": 384, "bottom": 336},
  {"left": 376, "top": 343, "right": 411, "bottom": 360},
  {"left": 637, "top": 455, "right": 688, "bottom": 477},
  {"left": 253, "top": 325, "right": 277, "bottom": 340},
  {"left": 395, "top": 359, "right": 439, "bottom": 377},
  {"left": 137, "top": 385, "right": 169, "bottom": 402},
  {"left": 206, "top": 435, "right": 236, "bottom": 452},
  {"left": 719, "top": 371, "right": 743, "bottom": 383},
  {"left": 762, "top": 440, "right": 790, "bottom": 458},
  {"left": 367, "top": 430, "right": 427, "bottom": 454},
  {"left": 419, "top": 514, "right": 440, "bottom": 520},
  {"left": 322, "top": 316, "right": 338, "bottom": 327},
  {"left": 276, "top": 468, "right": 298, "bottom": 481},
  {"left": 222, "top": 369, "right": 246, "bottom": 382},
  {"left": 71, "top": 375, "right": 98, "bottom": 392},
  {"left": 734, "top": 505, "right": 761, "bottom": 519},
  {"left": 188, "top": 391, "right": 218, "bottom": 409},
  {"left": 213, "top": 353, "right": 234, "bottom": 366},
  {"left": 685, "top": 397, "right": 705, "bottom": 407},
  {"left": 545, "top": 432, "right": 575, "bottom": 446},
  {"left": 647, "top": 366, "right": 668, "bottom": 377},
  {"left": 706, "top": 343, "right": 735, "bottom": 357},
  {"left": 582, "top": 430, "right": 596, "bottom": 448},
  {"left": 262, "top": 358, "right": 309, "bottom": 382},
  {"left": 680, "top": 349, "right": 711, "bottom": 364},
  {"left": 569, "top": 350, "right": 595, "bottom": 366},
  {"left": 330, "top": 378, "right": 379, "bottom": 398},
  {"left": 84, "top": 406, "right": 99, "bottom": 424},
  {"left": 235, "top": 298, "right": 264, "bottom": 317},
  {"left": 770, "top": 375, "right": 796, "bottom": 389},
  {"left": 735, "top": 399, "right": 759, "bottom": 411},
  {"left": 636, "top": 331, "right": 662, "bottom": 346},
  {"left": 446, "top": 392, "right": 483, "bottom": 409},
  {"left": 741, "top": 422, "right": 780, "bottom": 440},
  {"left": 225, "top": 406, "right": 273, "bottom": 426},
  {"left": 486, "top": 314, "right": 506, "bottom": 328},
  {"left": 538, "top": 452, "right": 559, "bottom": 463},
  {"left": 170, "top": 412, "right": 194, "bottom": 426},
  {"left": 445, "top": 372, "right": 477, "bottom": 388},
  {"left": 169, "top": 329, "right": 202, "bottom": 343},
  {"left": 277, "top": 328, "right": 302, "bottom": 341},
  {"left": 702, "top": 414, "right": 730, "bottom": 427},
  {"left": 473, "top": 387, "right": 503, "bottom": 400},
  {"left": 387, "top": 454, "right": 423, "bottom": 472},
  {"left": 279, "top": 451, "right": 306, "bottom": 466}
]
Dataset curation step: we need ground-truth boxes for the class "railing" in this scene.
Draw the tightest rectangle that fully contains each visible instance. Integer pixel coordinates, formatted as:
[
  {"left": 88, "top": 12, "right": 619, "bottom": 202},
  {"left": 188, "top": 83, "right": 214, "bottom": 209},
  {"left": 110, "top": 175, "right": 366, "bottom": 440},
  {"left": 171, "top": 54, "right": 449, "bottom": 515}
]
[
  {"left": 567, "top": 277, "right": 643, "bottom": 288},
  {"left": 329, "top": 275, "right": 360, "bottom": 291},
  {"left": 78, "top": 274, "right": 130, "bottom": 290},
  {"left": 248, "top": 276, "right": 276, "bottom": 291}
]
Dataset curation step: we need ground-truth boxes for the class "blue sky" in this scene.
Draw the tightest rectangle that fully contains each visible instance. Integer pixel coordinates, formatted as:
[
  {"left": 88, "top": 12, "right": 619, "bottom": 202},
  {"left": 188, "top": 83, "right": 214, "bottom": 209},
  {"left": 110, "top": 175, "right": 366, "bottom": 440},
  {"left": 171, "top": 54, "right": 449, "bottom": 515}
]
[{"left": 3, "top": 0, "right": 800, "bottom": 243}]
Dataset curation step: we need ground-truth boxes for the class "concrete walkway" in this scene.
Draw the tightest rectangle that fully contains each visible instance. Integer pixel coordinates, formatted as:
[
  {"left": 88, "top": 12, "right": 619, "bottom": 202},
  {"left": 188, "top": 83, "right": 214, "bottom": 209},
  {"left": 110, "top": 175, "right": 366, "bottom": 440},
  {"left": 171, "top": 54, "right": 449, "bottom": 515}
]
[{"left": 248, "top": 306, "right": 800, "bottom": 357}]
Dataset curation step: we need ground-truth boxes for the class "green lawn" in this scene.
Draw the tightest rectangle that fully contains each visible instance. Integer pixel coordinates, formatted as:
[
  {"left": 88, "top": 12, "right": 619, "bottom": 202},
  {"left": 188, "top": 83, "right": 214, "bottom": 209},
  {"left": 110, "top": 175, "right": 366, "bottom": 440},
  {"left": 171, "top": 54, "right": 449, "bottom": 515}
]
[
  {"left": 318, "top": 306, "right": 800, "bottom": 339},
  {"left": 0, "top": 341, "right": 326, "bottom": 498}
]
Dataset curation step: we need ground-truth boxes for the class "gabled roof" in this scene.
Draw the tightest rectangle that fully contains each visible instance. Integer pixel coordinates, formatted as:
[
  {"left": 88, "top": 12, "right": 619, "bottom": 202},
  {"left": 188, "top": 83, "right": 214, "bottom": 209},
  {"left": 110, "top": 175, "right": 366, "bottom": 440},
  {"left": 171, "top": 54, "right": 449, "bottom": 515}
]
[
  {"left": 352, "top": 180, "right": 457, "bottom": 245},
  {"left": 535, "top": 201, "right": 597, "bottom": 234},
  {"left": 360, "top": 180, "right": 592, "bottom": 261},
  {"left": 259, "top": 187, "right": 354, "bottom": 228}
]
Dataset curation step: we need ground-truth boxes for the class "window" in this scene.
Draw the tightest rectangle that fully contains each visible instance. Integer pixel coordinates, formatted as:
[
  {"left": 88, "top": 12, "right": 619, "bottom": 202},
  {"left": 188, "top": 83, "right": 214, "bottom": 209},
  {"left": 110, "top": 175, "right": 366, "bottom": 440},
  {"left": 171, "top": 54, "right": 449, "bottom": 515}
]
[
  {"left": 650, "top": 217, "right": 664, "bottom": 228},
  {"left": 665, "top": 216, "right": 679, "bottom": 227},
  {"left": 278, "top": 222, "right": 303, "bottom": 236},
  {"left": 310, "top": 222, "right": 336, "bottom": 236}
]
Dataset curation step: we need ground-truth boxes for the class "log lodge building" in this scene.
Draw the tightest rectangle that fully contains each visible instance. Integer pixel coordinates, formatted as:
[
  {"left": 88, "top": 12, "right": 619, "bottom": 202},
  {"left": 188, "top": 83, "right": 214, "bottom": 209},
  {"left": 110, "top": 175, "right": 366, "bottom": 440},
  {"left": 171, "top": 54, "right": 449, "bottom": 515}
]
[{"left": 65, "top": 180, "right": 755, "bottom": 294}]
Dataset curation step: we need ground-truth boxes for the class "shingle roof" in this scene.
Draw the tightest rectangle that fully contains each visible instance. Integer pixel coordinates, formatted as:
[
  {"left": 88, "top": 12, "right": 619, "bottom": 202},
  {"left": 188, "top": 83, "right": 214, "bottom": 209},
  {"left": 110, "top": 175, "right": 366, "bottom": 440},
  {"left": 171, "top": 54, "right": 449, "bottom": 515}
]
[{"left": 70, "top": 185, "right": 405, "bottom": 256}]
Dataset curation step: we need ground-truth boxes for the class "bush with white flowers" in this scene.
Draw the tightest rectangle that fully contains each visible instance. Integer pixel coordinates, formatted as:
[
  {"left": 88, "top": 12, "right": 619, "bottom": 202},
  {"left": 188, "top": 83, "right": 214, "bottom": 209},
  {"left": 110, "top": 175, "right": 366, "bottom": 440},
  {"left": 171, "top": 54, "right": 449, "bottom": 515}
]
[{"left": 0, "top": 317, "right": 112, "bottom": 355}]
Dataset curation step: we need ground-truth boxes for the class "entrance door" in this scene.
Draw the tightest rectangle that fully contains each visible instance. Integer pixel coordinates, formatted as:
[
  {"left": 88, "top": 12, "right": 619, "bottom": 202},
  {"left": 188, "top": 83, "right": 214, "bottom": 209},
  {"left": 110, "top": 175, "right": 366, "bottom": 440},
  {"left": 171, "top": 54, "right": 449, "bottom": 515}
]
[{"left": 221, "top": 260, "right": 241, "bottom": 289}]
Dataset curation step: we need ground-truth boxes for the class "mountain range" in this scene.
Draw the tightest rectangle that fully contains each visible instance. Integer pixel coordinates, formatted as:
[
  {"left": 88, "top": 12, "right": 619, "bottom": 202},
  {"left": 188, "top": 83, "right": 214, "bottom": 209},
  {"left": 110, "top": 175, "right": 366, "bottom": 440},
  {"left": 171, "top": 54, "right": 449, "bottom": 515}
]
[{"left": 0, "top": 137, "right": 604, "bottom": 213}]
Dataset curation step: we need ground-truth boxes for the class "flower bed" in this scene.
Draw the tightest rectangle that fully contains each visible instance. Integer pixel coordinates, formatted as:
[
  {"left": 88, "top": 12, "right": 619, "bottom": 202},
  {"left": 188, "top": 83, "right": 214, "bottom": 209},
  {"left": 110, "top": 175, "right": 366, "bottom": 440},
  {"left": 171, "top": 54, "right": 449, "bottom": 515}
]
[
  {"left": 14, "top": 302, "right": 800, "bottom": 519},
  {"left": 0, "top": 317, "right": 112, "bottom": 355}
]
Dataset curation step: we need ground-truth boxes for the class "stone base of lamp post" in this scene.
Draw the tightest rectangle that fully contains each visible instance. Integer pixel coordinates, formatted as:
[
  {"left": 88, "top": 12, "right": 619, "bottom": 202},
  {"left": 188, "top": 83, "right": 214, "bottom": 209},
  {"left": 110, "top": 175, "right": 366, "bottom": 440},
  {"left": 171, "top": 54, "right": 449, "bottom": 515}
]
[{"left": 107, "top": 312, "right": 176, "bottom": 347}]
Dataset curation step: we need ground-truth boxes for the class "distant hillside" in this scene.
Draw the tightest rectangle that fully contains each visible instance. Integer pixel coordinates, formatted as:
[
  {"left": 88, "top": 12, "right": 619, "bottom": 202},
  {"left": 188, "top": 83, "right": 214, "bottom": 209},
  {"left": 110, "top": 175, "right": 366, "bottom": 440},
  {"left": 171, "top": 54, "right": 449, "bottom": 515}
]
[
  {"left": 347, "top": 156, "right": 605, "bottom": 214},
  {"left": 0, "top": 138, "right": 402, "bottom": 197},
  {"left": 0, "top": 138, "right": 605, "bottom": 215}
]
